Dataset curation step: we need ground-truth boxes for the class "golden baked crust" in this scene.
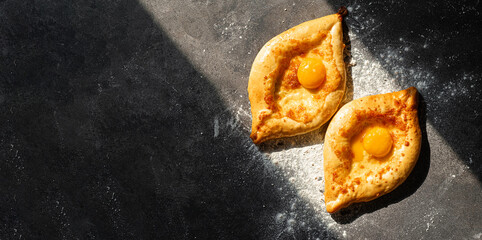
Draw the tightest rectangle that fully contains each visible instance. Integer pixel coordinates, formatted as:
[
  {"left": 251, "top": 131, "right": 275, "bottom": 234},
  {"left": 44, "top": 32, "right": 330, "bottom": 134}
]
[
  {"left": 248, "top": 11, "right": 346, "bottom": 144},
  {"left": 323, "top": 87, "right": 422, "bottom": 213}
]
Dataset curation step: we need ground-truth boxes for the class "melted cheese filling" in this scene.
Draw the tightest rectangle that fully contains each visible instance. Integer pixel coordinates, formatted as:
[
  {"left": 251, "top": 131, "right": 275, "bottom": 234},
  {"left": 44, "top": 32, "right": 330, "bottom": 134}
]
[
  {"left": 273, "top": 33, "right": 340, "bottom": 123},
  {"left": 347, "top": 124, "right": 402, "bottom": 187}
]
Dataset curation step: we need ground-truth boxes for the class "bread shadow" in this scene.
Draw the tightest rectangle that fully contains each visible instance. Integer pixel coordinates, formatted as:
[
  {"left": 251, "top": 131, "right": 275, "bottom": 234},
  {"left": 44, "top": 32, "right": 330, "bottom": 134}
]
[
  {"left": 331, "top": 94, "right": 431, "bottom": 224},
  {"left": 260, "top": 18, "right": 354, "bottom": 153},
  {"left": 340, "top": 16, "right": 355, "bottom": 108}
]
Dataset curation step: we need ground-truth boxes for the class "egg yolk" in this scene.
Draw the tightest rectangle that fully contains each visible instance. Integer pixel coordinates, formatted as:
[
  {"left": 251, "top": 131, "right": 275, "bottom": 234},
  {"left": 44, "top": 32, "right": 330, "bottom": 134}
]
[
  {"left": 297, "top": 58, "right": 326, "bottom": 89},
  {"left": 351, "top": 126, "right": 393, "bottom": 161},
  {"left": 362, "top": 126, "right": 393, "bottom": 158}
]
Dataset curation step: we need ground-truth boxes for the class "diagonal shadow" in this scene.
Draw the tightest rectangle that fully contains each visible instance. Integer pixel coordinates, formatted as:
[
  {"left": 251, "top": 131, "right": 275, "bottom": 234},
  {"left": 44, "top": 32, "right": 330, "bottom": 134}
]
[{"left": 0, "top": 0, "right": 340, "bottom": 239}]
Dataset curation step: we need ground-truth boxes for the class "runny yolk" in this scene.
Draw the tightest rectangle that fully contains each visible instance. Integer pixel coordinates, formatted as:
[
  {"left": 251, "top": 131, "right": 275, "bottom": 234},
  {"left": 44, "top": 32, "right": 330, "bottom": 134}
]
[
  {"left": 362, "top": 126, "right": 393, "bottom": 158},
  {"left": 351, "top": 126, "right": 393, "bottom": 161},
  {"left": 297, "top": 58, "right": 326, "bottom": 89}
]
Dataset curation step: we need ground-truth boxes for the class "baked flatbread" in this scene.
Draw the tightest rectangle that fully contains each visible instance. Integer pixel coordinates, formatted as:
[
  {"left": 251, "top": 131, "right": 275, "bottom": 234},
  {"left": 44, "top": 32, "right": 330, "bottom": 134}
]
[
  {"left": 323, "top": 87, "right": 421, "bottom": 213},
  {"left": 248, "top": 8, "right": 347, "bottom": 144}
]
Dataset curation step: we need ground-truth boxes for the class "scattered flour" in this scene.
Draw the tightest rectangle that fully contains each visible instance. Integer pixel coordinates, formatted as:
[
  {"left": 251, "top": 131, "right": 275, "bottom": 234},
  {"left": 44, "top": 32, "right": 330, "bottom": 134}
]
[
  {"left": 216, "top": 18, "right": 427, "bottom": 237},
  {"left": 223, "top": 12, "right": 478, "bottom": 236},
  {"left": 213, "top": 116, "right": 220, "bottom": 137},
  {"left": 213, "top": 11, "right": 251, "bottom": 42}
]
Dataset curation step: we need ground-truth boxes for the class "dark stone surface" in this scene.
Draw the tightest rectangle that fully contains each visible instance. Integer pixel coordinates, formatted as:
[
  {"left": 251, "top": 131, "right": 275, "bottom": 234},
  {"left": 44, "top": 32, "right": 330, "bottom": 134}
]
[{"left": 0, "top": 0, "right": 481, "bottom": 239}]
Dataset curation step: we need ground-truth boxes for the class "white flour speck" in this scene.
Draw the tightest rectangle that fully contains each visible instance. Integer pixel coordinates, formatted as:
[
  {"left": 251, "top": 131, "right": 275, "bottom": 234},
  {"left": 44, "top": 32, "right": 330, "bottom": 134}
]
[{"left": 213, "top": 116, "right": 220, "bottom": 138}]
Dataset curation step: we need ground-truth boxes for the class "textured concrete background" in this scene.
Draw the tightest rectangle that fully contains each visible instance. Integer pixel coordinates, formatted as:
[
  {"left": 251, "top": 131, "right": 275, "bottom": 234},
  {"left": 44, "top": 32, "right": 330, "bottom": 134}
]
[{"left": 0, "top": 0, "right": 481, "bottom": 239}]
